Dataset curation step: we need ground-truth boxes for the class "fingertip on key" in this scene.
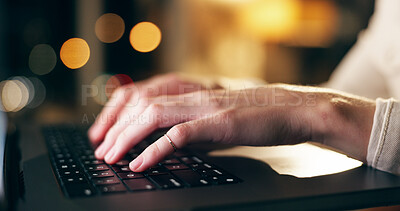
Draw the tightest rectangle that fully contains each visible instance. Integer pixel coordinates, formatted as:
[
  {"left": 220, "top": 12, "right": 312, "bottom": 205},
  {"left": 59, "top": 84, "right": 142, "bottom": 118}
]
[
  {"left": 95, "top": 145, "right": 105, "bottom": 160},
  {"left": 129, "top": 155, "right": 143, "bottom": 172}
]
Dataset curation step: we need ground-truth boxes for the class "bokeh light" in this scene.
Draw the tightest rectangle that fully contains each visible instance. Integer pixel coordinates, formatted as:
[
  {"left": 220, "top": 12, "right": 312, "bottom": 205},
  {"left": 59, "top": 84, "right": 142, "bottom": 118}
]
[
  {"left": 60, "top": 38, "right": 90, "bottom": 69},
  {"left": 91, "top": 74, "right": 112, "bottom": 105},
  {"left": 0, "top": 79, "right": 29, "bottom": 112},
  {"left": 95, "top": 13, "right": 125, "bottom": 43},
  {"left": 12, "top": 76, "right": 34, "bottom": 106},
  {"left": 26, "top": 77, "right": 46, "bottom": 109},
  {"left": 29, "top": 44, "right": 57, "bottom": 75},
  {"left": 105, "top": 74, "right": 133, "bottom": 98},
  {"left": 239, "top": 0, "right": 300, "bottom": 41},
  {"left": 210, "top": 36, "right": 266, "bottom": 78},
  {"left": 130, "top": 22, "right": 162, "bottom": 53}
]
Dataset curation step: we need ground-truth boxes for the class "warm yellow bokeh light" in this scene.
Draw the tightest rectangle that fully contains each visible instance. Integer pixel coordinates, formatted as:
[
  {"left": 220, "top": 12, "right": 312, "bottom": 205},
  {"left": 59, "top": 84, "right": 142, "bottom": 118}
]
[
  {"left": 0, "top": 80, "right": 29, "bottom": 112},
  {"left": 130, "top": 22, "right": 162, "bottom": 53},
  {"left": 60, "top": 38, "right": 90, "bottom": 69},
  {"left": 95, "top": 13, "right": 125, "bottom": 43},
  {"left": 210, "top": 36, "right": 266, "bottom": 78},
  {"left": 239, "top": 0, "right": 300, "bottom": 41}
]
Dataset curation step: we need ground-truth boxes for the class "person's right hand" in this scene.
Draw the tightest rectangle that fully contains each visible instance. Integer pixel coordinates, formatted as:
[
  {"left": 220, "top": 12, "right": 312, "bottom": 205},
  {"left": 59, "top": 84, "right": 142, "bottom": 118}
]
[
  {"left": 90, "top": 81, "right": 376, "bottom": 172},
  {"left": 88, "top": 73, "right": 213, "bottom": 149}
]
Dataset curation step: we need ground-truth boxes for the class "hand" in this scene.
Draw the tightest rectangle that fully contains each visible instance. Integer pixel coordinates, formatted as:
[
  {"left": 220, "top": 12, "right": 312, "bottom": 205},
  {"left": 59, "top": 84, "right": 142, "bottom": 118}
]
[
  {"left": 90, "top": 82, "right": 375, "bottom": 172},
  {"left": 88, "top": 73, "right": 213, "bottom": 144}
]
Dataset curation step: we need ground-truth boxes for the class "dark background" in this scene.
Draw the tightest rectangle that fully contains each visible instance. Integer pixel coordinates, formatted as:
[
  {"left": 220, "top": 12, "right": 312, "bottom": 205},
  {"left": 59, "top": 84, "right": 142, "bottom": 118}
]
[{"left": 0, "top": 0, "right": 374, "bottom": 115}]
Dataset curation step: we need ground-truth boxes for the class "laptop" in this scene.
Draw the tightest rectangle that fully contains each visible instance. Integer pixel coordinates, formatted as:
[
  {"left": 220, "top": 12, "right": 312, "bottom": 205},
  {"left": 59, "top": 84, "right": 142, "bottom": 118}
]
[{"left": 2, "top": 109, "right": 400, "bottom": 210}]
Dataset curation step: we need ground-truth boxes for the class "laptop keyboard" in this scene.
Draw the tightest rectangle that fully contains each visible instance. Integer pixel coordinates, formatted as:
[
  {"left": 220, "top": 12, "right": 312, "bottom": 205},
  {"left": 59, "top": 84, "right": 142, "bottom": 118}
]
[{"left": 43, "top": 126, "right": 241, "bottom": 198}]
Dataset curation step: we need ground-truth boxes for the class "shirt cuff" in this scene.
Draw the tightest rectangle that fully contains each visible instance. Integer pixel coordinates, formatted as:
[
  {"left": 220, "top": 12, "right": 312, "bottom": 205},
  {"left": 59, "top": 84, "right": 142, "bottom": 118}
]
[{"left": 367, "top": 98, "right": 400, "bottom": 175}]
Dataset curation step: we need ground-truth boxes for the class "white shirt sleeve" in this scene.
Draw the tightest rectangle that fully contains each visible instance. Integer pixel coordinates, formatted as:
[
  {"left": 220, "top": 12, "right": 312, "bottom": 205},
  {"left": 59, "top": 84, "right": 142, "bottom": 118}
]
[
  {"left": 367, "top": 98, "right": 400, "bottom": 175},
  {"left": 325, "top": 0, "right": 391, "bottom": 99},
  {"left": 326, "top": 0, "right": 400, "bottom": 175}
]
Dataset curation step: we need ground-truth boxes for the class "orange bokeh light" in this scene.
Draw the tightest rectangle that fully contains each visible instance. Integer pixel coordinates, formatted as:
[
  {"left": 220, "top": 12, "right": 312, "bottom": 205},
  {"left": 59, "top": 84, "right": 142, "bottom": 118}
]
[
  {"left": 130, "top": 22, "right": 162, "bottom": 53},
  {"left": 60, "top": 38, "right": 90, "bottom": 69}
]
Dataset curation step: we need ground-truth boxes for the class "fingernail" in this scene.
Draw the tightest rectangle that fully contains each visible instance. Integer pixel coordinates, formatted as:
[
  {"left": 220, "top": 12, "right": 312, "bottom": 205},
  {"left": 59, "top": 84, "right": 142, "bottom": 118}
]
[
  {"left": 105, "top": 148, "right": 116, "bottom": 162},
  {"left": 95, "top": 144, "right": 105, "bottom": 158},
  {"left": 130, "top": 156, "right": 143, "bottom": 171}
]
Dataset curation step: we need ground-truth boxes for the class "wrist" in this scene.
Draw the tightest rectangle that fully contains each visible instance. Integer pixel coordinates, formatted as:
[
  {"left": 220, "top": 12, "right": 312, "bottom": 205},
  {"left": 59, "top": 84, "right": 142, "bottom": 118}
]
[{"left": 309, "top": 92, "right": 375, "bottom": 162}]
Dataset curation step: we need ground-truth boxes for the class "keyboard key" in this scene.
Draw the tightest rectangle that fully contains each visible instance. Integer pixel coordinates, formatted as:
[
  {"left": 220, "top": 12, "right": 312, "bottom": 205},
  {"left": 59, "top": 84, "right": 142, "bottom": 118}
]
[
  {"left": 161, "top": 158, "right": 180, "bottom": 165},
  {"left": 59, "top": 169, "right": 82, "bottom": 177},
  {"left": 80, "top": 155, "right": 95, "bottom": 160},
  {"left": 57, "top": 163, "right": 78, "bottom": 169},
  {"left": 114, "top": 160, "right": 130, "bottom": 166},
  {"left": 86, "top": 164, "right": 109, "bottom": 171},
  {"left": 144, "top": 166, "right": 168, "bottom": 176},
  {"left": 190, "top": 163, "right": 213, "bottom": 170},
  {"left": 65, "top": 183, "right": 95, "bottom": 198},
  {"left": 83, "top": 160, "right": 104, "bottom": 165},
  {"left": 198, "top": 169, "right": 224, "bottom": 177},
  {"left": 117, "top": 172, "right": 144, "bottom": 179},
  {"left": 173, "top": 150, "right": 189, "bottom": 157},
  {"left": 180, "top": 156, "right": 203, "bottom": 164},
  {"left": 98, "top": 184, "right": 127, "bottom": 194},
  {"left": 112, "top": 166, "right": 131, "bottom": 173},
  {"left": 55, "top": 158, "right": 74, "bottom": 165},
  {"left": 172, "top": 170, "right": 210, "bottom": 187},
  {"left": 93, "top": 177, "right": 121, "bottom": 185},
  {"left": 124, "top": 178, "right": 156, "bottom": 191},
  {"left": 89, "top": 170, "right": 114, "bottom": 178},
  {"left": 164, "top": 164, "right": 189, "bottom": 171},
  {"left": 150, "top": 174, "right": 183, "bottom": 189},
  {"left": 93, "top": 160, "right": 104, "bottom": 164},
  {"left": 62, "top": 176, "right": 86, "bottom": 184},
  {"left": 209, "top": 175, "right": 240, "bottom": 185}
]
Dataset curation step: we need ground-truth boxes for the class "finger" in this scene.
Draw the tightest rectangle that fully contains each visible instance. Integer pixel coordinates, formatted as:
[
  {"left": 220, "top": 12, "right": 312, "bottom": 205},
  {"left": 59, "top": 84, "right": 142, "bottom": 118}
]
[
  {"left": 104, "top": 102, "right": 200, "bottom": 164},
  {"left": 88, "top": 84, "right": 137, "bottom": 143},
  {"left": 129, "top": 114, "right": 228, "bottom": 172},
  {"left": 95, "top": 95, "right": 178, "bottom": 160},
  {"left": 88, "top": 76, "right": 169, "bottom": 143},
  {"left": 94, "top": 103, "right": 147, "bottom": 160},
  {"left": 88, "top": 74, "right": 204, "bottom": 143}
]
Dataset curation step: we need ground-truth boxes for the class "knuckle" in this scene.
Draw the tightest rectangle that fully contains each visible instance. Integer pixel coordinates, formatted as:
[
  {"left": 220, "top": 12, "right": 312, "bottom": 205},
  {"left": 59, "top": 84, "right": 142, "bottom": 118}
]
[
  {"left": 112, "top": 87, "right": 125, "bottom": 97},
  {"left": 144, "top": 103, "right": 165, "bottom": 128},
  {"left": 169, "top": 124, "right": 190, "bottom": 146},
  {"left": 147, "top": 142, "right": 162, "bottom": 158},
  {"left": 118, "top": 129, "right": 129, "bottom": 141},
  {"left": 147, "top": 103, "right": 164, "bottom": 115},
  {"left": 137, "top": 98, "right": 148, "bottom": 107}
]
